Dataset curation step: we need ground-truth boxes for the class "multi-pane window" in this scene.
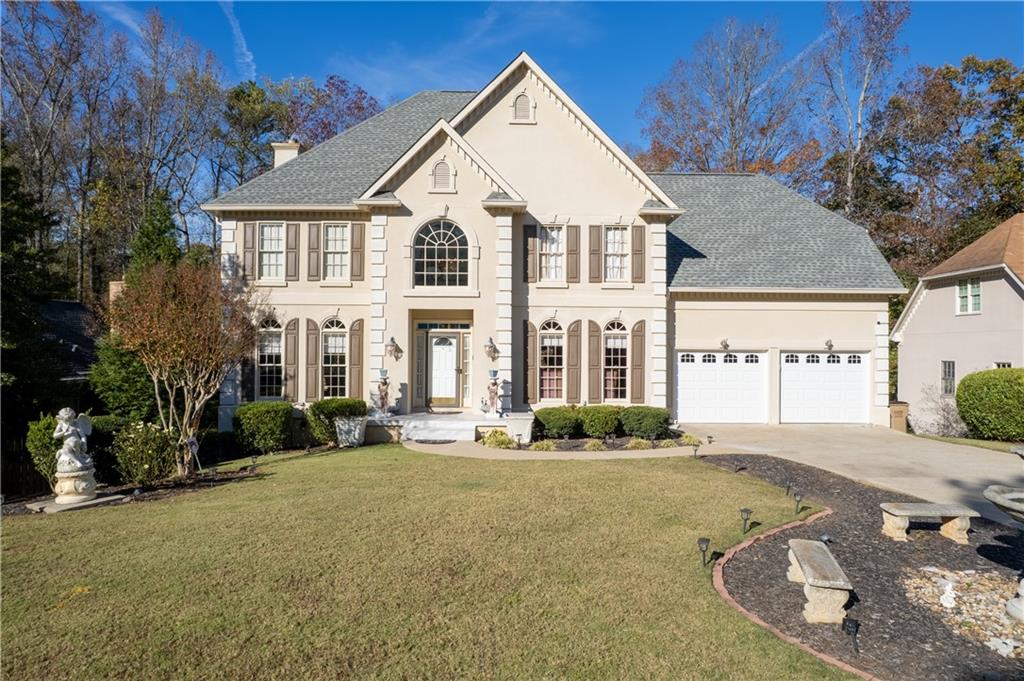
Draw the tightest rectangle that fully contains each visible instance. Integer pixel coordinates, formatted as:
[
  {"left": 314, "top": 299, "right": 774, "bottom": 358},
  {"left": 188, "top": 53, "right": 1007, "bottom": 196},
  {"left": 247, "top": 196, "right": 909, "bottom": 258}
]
[
  {"left": 539, "top": 226, "right": 564, "bottom": 281},
  {"left": 413, "top": 220, "right": 469, "bottom": 287},
  {"left": 322, "top": 319, "right": 347, "bottom": 398},
  {"left": 257, "top": 319, "right": 283, "bottom": 399},
  {"left": 539, "top": 321, "right": 563, "bottom": 399},
  {"left": 680, "top": 353, "right": 695, "bottom": 363},
  {"left": 258, "top": 223, "right": 284, "bottom": 279},
  {"left": 603, "top": 225, "right": 628, "bottom": 281},
  {"left": 957, "top": 278, "right": 981, "bottom": 314},
  {"left": 995, "top": 362, "right": 1012, "bottom": 369},
  {"left": 323, "top": 224, "right": 350, "bottom": 280},
  {"left": 847, "top": 355, "right": 861, "bottom": 364},
  {"left": 827, "top": 354, "right": 841, "bottom": 364},
  {"left": 941, "top": 360, "right": 956, "bottom": 396},
  {"left": 723, "top": 353, "right": 738, "bottom": 364},
  {"left": 806, "top": 354, "right": 820, "bottom": 364},
  {"left": 702, "top": 353, "right": 716, "bottom": 363},
  {"left": 603, "top": 320, "right": 627, "bottom": 400},
  {"left": 784, "top": 354, "right": 799, "bottom": 363},
  {"left": 744, "top": 354, "right": 759, "bottom": 364}
]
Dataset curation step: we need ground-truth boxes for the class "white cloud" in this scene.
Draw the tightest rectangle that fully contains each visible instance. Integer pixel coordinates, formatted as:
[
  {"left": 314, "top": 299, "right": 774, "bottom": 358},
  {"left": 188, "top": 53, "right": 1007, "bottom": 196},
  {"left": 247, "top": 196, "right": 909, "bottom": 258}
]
[
  {"left": 219, "top": 0, "right": 257, "bottom": 81},
  {"left": 94, "top": 1, "right": 145, "bottom": 39}
]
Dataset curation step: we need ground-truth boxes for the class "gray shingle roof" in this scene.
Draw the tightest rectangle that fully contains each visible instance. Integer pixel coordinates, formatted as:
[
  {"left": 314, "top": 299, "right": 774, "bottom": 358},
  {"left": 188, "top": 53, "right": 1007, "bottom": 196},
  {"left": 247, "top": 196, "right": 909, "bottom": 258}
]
[
  {"left": 206, "top": 91, "right": 476, "bottom": 207},
  {"left": 653, "top": 173, "right": 902, "bottom": 290}
]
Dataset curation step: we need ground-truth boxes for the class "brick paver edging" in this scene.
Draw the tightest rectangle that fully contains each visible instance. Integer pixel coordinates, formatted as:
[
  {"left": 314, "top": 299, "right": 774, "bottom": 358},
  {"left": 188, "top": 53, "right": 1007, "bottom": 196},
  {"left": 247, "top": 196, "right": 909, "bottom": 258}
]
[{"left": 711, "top": 507, "right": 885, "bottom": 681}]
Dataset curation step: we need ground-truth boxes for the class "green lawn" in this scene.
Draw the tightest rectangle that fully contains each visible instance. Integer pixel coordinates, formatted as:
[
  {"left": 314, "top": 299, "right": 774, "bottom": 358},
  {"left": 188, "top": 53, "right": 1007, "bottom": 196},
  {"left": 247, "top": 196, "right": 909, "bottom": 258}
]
[
  {"left": 916, "top": 434, "right": 1023, "bottom": 453},
  {"left": 2, "top": 445, "right": 849, "bottom": 681}
]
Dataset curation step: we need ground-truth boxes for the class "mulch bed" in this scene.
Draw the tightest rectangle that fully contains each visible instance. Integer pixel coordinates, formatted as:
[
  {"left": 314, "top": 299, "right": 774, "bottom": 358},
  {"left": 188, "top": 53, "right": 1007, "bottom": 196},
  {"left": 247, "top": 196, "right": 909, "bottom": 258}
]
[
  {"left": 2, "top": 467, "right": 262, "bottom": 517},
  {"left": 707, "top": 454, "right": 1024, "bottom": 681}
]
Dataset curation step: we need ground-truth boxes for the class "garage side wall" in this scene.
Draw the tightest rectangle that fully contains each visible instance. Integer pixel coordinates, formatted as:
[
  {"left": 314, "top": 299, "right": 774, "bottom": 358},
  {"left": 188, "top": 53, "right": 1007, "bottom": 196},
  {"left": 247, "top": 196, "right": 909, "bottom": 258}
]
[{"left": 670, "top": 293, "right": 891, "bottom": 426}]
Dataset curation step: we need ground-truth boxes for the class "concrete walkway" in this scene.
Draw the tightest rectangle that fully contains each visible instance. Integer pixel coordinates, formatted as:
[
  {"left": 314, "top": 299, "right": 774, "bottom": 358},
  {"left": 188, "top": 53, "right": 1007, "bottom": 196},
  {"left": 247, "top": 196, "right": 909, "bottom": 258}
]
[{"left": 683, "top": 424, "right": 1023, "bottom": 524}]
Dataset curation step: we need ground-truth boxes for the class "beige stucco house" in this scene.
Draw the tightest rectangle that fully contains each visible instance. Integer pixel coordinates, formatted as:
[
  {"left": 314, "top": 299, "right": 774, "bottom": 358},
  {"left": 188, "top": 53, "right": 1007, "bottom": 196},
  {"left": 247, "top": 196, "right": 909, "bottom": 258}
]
[
  {"left": 892, "top": 214, "right": 1024, "bottom": 434},
  {"left": 202, "top": 53, "right": 903, "bottom": 435}
]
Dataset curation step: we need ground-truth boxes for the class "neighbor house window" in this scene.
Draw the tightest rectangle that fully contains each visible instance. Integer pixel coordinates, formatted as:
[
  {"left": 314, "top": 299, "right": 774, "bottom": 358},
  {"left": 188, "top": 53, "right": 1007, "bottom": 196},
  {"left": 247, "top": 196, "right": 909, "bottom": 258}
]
[
  {"left": 321, "top": 319, "right": 347, "bottom": 398},
  {"left": 323, "top": 224, "right": 350, "bottom": 280},
  {"left": 603, "top": 321, "right": 627, "bottom": 400},
  {"left": 941, "top": 361, "right": 956, "bottom": 396},
  {"left": 539, "top": 225, "right": 564, "bottom": 281},
  {"left": 413, "top": 220, "right": 469, "bottom": 287},
  {"left": 257, "top": 319, "right": 283, "bottom": 399},
  {"left": 603, "top": 225, "right": 628, "bottom": 281},
  {"left": 539, "top": 320, "right": 563, "bottom": 399},
  {"left": 957, "top": 278, "right": 981, "bottom": 314},
  {"left": 258, "top": 223, "right": 284, "bottom": 279}
]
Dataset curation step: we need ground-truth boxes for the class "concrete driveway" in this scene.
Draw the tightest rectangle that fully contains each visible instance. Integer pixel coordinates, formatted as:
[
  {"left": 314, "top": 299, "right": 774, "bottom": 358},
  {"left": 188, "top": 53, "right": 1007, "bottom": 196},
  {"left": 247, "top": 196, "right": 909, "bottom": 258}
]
[{"left": 683, "top": 424, "right": 1024, "bottom": 524}]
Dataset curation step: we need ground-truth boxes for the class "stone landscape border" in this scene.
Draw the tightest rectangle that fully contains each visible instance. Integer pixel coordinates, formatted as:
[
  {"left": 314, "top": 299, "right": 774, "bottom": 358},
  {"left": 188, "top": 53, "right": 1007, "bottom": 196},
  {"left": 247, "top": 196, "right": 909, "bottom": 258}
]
[{"left": 711, "top": 507, "right": 884, "bottom": 681}]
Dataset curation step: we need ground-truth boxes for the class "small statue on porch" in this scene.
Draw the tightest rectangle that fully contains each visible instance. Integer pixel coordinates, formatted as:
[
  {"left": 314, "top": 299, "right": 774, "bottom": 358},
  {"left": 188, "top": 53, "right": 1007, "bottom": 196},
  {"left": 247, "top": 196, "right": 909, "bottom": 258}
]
[
  {"left": 486, "top": 375, "right": 501, "bottom": 416},
  {"left": 53, "top": 408, "right": 93, "bottom": 472},
  {"left": 377, "top": 372, "right": 391, "bottom": 415}
]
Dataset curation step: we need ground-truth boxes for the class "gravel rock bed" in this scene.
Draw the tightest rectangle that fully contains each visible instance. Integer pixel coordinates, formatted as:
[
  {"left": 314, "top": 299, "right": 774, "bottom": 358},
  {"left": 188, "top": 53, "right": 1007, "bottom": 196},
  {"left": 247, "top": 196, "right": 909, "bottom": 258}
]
[{"left": 708, "top": 454, "right": 1024, "bottom": 681}]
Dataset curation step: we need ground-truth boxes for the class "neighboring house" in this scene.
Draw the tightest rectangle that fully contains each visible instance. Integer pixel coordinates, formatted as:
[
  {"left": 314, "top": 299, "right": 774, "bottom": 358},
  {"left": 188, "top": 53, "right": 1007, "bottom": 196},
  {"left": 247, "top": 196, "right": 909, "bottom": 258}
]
[
  {"left": 39, "top": 300, "right": 98, "bottom": 382},
  {"left": 203, "top": 53, "right": 903, "bottom": 431},
  {"left": 891, "top": 213, "right": 1024, "bottom": 433}
]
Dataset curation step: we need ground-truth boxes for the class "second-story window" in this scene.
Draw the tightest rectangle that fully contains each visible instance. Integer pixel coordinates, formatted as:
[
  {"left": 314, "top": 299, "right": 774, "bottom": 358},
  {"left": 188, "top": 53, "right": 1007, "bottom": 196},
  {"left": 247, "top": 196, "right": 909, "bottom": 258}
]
[
  {"left": 603, "top": 225, "right": 628, "bottom": 281},
  {"left": 258, "top": 223, "right": 284, "bottom": 279},
  {"left": 957, "top": 278, "right": 981, "bottom": 314},
  {"left": 323, "top": 223, "right": 350, "bottom": 280},
  {"left": 413, "top": 220, "right": 469, "bottom": 287},
  {"left": 539, "top": 225, "right": 564, "bottom": 281}
]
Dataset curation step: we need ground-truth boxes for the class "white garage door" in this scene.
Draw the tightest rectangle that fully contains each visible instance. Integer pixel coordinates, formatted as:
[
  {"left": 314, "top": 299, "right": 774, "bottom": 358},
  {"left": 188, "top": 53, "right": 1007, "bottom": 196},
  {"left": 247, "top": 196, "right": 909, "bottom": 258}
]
[
  {"left": 677, "top": 351, "right": 768, "bottom": 423},
  {"left": 780, "top": 352, "right": 869, "bottom": 423}
]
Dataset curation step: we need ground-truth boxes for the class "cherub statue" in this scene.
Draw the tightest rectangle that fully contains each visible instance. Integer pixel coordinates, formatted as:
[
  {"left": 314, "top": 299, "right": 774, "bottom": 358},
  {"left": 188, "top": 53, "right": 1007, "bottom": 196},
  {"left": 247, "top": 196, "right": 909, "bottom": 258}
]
[{"left": 53, "top": 408, "right": 93, "bottom": 473}]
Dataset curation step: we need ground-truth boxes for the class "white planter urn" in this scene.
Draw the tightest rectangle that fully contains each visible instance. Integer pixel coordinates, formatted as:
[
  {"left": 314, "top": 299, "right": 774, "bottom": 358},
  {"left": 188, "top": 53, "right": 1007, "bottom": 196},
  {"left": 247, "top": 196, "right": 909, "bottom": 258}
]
[
  {"left": 504, "top": 413, "right": 535, "bottom": 445},
  {"left": 334, "top": 416, "right": 368, "bottom": 448}
]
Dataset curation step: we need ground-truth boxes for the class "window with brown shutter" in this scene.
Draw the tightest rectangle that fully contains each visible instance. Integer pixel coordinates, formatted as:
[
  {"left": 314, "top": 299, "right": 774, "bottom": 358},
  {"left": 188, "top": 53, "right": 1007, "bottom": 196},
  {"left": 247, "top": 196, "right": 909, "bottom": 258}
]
[
  {"left": 630, "top": 321, "right": 645, "bottom": 403},
  {"left": 588, "top": 225, "right": 602, "bottom": 283},
  {"left": 307, "top": 224, "right": 321, "bottom": 281},
  {"left": 587, "top": 320, "right": 602, "bottom": 403},
  {"left": 631, "top": 225, "right": 645, "bottom": 284},
  {"left": 566, "top": 320, "right": 581, "bottom": 403}
]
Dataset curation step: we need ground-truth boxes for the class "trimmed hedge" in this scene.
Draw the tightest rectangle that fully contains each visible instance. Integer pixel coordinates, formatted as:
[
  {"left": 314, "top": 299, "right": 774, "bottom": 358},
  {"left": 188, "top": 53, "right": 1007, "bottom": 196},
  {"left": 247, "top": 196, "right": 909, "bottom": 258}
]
[
  {"left": 620, "top": 406, "right": 670, "bottom": 439},
  {"left": 307, "top": 398, "right": 368, "bottom": 445},
  {"left": 579, "top": 405, "right": 621, "bottom": 439},
  {"left": 956, "top": 368, "right": 1024, "bottom": 441},
  {"left": 26, "top": 414, "right": 58, "bottom": 489},
  {"left": 234, "top": 402, "right": 295, "bottom": 455},
  {"left": 533, "top": 406, "right": 581, "bottom": 439},
  {"left": 113, "top": 423, "right": 177, "bottom": 486}
]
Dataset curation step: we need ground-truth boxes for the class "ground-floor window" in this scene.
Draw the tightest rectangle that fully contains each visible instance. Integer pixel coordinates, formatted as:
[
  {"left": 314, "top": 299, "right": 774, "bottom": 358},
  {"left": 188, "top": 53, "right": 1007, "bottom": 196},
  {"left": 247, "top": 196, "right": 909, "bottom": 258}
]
[
  {"left": 603, "top": 320, "right": 627, "bottom": 400},
  {"left": 322, "top": 319, "right": 347, "bottom": 397},
  {"left": 257, "top": 319, "right": 283, "bottom": 399},
  {"left": 539, "top": 320, "right": 563, "bottom": 399},
  {"left": 941, "top": 360, "right": 956, "bottom": 396}
]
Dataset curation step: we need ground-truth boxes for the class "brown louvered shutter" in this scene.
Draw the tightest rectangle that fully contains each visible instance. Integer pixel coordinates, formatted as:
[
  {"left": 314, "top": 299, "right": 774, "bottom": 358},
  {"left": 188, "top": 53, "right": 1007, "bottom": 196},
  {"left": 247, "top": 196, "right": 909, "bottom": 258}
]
[
  {"left": 631, "top": 225, "right": 645, "bottom": 284},
  {"left": 351, "top": 222, "right": 365, "bottom": 281},
  {"left": 307, "top": 224, "right": 321, "bottom": 281},
  {"left": 566, "top": 225, "right": 580, "bottom": 283},
  {"left": 630, "top": 320, "right": 645, "bottom": 404},
  {"left": 525, "top": 320, "right": 538, "bottom": 404},
  {"left": 566, "top": 320, "right": 581, "bottom": 404},
  {"left": 285, "top": 223, "right": 300, "bottom": 281},
  {"left": 240, "top": 356, "right": 254, "bottom": 403},
  {"left": 349, "top": 319, "right": 363, "bottom": 401},
  {"left": 587, "top": 320, "right": 602, "bottom": 403},
  {"left": 588, "top": 225, "right": 602, "bottom": 283},
  {"left": 242, "top": 222, "right": 256, "bottom": 280},
  {"left": 305, "top": 319, "right": 320, "bottom": 401},
  {"left": 284, "top": 319, "right": 298, "bottom": 400},
  {"left": 525, "top": 224, "right": 538, "bottom": 283}
]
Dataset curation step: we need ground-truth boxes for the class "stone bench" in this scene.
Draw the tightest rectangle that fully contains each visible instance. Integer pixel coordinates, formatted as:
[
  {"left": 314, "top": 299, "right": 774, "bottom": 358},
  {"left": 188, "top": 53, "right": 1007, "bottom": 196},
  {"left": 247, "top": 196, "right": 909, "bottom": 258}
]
[
  {"left": 880, "top": 502, "right": 980, "bottom": 545},
  {"left": 786, "top": 538, "right": 853, "bottom": 624}
]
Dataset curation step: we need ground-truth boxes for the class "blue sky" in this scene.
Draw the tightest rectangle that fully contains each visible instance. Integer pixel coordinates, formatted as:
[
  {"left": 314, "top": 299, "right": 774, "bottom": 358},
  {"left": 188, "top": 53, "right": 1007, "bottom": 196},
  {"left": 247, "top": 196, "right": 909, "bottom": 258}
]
[{"left": 94, "top": 1, "right": 1023, "bottom": 148}]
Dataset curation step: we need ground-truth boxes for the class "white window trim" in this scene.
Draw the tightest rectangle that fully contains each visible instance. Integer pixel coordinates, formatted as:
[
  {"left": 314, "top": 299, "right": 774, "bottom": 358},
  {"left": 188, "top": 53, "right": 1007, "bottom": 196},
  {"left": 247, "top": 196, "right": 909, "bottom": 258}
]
[
  {"left": 602, "top": 224, "right": 631, "bottom": 283},
  {"left": 256, "top": 323, "right": 284, "bottom": 401},
  {"left": 602, "top": 322, "right": 629, "bottom": 402},
  {"left": 257, "top": 222, "right": 285, "bottom": 282},
  {"left": 539, "top": 224, "right": 566, "bottom": 284},
  {"left": 321, "top": 320, "right": 348, "bottom": 399},
  {"left": 538, "top": 321, "right": 565, "bottom": 401},
  {"left": 509, "top": 90, "right": 537, "bottom": 125},
  {"left": 955, "top": 277, "right": 982, "bottom": 315},
  {"left": 428, "top": 157, "right": 457, "bottom": 194},
  {"left": 322, "top": 222, "right": 352, "bottom": 282}
]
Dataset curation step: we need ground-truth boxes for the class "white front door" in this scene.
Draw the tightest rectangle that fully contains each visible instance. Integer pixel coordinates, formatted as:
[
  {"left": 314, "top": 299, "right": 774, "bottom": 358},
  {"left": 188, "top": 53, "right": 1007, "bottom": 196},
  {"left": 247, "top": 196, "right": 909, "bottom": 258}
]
[
  {"left": 429, "top": 335, "right": 459, "bottom": 406},
  {"left": 676, "top": 351, "right": 768, "bottom": 423},
  {"left": 780, "top": 352, "right": 869, "bottom": 423}
]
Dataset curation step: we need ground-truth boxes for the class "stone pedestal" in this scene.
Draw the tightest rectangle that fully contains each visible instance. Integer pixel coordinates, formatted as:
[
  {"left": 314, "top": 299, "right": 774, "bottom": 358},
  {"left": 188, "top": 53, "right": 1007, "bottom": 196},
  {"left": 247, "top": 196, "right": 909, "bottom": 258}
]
[
  {"left": 54, "top": 467, "right": 97, "bottom": 505},
  {"left": 1007, "top": 579, "right": 1024, "bottom": 622}
]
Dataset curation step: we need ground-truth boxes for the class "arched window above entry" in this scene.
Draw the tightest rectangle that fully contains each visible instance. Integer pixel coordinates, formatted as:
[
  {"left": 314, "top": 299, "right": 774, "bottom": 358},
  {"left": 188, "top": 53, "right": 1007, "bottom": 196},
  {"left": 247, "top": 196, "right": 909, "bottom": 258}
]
[
  {"left": 430, "top": 158, "right": 455, "bottom": 192},
  {"left": 413, "top": 220, "right": 469, "bottom": 287}
]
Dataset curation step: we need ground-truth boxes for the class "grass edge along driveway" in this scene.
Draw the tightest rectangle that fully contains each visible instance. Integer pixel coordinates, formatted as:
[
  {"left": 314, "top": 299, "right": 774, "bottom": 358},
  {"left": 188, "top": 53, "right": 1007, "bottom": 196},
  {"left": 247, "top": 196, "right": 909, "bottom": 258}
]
[{"left": 2, "top": 445, "right": 852, "bottom": 681}]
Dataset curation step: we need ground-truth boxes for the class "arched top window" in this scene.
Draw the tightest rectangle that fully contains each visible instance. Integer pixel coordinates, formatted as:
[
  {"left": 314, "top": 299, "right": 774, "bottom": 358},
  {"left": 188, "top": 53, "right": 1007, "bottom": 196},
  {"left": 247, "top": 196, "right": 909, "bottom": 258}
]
[
  {"left": 257, "top": 319, "right": 283, "bottom": 399},
  {"left": 323, "top": 318, "right": 345, "bottom": 331},
  {"left": 723, "top": 353, "right": 738, "bottom": 364},
  {"left": 604, "top": 320, "right": 627, "bottom": 333},
  {"left": 784, "top": 353, "right": 799, "bottom": 364},
  {"left": 603, "top": 321, "right": 627, "bottom": 400},
  {"left": 413, "top": 220, "right": 469, "bottom": 287},
  {"left": 680, "top": 353, "right": 695, "bottom": 363},
  {"left": 702, "top": 353, "right": 716, "bottom": 364},
  {"left": 847, "top": 355, "right": 862, "bottom": 364},
  {"left": 512, "top": 92, "right": 533, "bottom": 122},
  {"left": 259, "top": 318, "right": 282, "bottom": 330},
  {"left": 322, "top": 320, "right": 347, "bottom": 398},
  {"left": 827, "top": 354, "right": 841, "bottom": 364},
  {"left": 540, "top": 320, "right": 562, "bottom": 332},
  {"left": 430, "top": 159, "right": 455, "bottom": 192},
  {"left": 744, "top": 354, "right": 759, "bottom": 364},
  {"left": 806, "top": 354, "right": 820, "bottom": 364}
]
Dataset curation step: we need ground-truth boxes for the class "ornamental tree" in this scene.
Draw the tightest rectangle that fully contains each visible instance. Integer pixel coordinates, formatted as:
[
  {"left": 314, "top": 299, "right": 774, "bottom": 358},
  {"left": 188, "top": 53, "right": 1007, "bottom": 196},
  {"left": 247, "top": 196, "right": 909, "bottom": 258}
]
[{"left": 107, "top": 261, "right": 257, "bottom": 477}]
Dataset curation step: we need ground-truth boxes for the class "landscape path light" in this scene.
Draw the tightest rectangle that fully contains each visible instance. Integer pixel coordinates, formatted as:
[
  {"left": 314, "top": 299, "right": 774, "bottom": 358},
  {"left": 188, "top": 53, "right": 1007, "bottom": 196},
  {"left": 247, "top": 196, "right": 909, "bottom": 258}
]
[
  {"left": 794, "top": 493, "right": 803, "bottom": 515},
  {"left": 697, "top": 537, "right": 711, "bottom": 566},
  {"left": 740, "top": 507, "right": 752, "bottom": 534}
]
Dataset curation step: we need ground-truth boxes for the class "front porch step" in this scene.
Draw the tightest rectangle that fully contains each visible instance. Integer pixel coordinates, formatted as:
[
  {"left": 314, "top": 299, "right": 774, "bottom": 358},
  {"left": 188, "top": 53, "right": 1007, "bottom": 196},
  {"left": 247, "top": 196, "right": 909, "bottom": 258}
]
[{"left": 400, "top": 418, "right": 481, "bottom": 442}]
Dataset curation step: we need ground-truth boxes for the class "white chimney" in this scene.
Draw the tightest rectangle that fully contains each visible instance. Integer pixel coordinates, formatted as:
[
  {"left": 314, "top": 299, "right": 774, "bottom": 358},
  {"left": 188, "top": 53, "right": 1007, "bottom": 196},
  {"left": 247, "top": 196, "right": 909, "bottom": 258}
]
[{"left": 270, "top": 140, "right": 300, "bottom": 168}]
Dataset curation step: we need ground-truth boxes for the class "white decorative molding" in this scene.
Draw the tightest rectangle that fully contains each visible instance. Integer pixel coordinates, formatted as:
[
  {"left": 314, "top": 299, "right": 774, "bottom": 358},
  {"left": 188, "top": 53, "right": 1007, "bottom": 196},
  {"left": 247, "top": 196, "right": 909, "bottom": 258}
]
[
  {"left": 495, "top": 214, "right": 514, "bottom": 411},
  {"left": 369, "top": 213, "right": 389, "bottom": 374},
  {"left": 874, "top": 312, "right": 890, "bottom": 407}
]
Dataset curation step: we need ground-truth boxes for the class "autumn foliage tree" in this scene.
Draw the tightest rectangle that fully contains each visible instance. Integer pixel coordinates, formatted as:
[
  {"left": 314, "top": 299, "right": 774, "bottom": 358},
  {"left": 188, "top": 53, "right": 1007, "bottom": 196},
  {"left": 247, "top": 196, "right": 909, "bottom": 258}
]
[{"left": 107, "top": 261, "right": 257, "bottom": 477}]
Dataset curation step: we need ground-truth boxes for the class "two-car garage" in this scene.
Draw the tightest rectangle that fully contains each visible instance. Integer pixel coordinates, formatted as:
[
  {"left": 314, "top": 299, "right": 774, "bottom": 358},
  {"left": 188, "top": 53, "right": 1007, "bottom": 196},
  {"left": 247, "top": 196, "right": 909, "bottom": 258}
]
[{"left": 676, "top": 350, "right": 871, "bottom": 424}]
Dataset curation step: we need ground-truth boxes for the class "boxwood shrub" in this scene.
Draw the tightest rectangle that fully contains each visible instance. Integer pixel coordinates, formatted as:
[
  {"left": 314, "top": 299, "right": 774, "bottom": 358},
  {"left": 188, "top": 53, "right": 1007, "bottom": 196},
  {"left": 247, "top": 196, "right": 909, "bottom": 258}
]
[
  {"left": 26, "top": 414, "right": 58, "bottom": 489},
  {"left": 233, "top": 402, "right": 295, "bottom": 455},
  {"left": 533, "top": 406, "right": 581, "bottom": 439},
  {"left": 956, "top": 368, "right": 1024, "bottom": 441},
  {"left": 620, "top": 406, "right": 671, "bottom": 439},
  {"left": 307, "top": 398, "right": 368, "bottom": 445},
  {"left": 579, "top": 405, "right": 622, "bottom": 439}
]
